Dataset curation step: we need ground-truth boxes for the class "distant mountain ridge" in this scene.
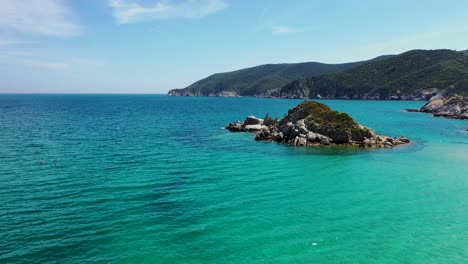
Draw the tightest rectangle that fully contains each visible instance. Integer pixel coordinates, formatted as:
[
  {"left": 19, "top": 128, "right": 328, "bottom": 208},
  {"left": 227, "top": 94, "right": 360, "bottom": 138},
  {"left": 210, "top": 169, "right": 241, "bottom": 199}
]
[
  {"left": 168, "top": 60, "right": 370, "bottom": 97},
  {"left": 168, "top": 49, "right": 468, "bottom": 100}
]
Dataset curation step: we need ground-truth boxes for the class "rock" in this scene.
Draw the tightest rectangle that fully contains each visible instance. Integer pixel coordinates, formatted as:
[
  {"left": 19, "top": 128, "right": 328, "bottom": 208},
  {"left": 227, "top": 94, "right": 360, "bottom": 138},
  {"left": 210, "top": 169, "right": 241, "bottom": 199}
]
[
  {"left": 244, "top": 124, "right": 268, "bottom": 131},
  {"left": 316, "top": 134, "right": 331, "bottom": 145},
  {"left": 405, "top": 108, "right": 420, "bottom": 112},
  {"left": 242, "top": 116, "right": 263, "bottom": 127},
  {"left": 306, "top": 132, "right": 317, "bottom": 141},
  {"left": 225, "top": 115, "right": 267, "bottom": 132},
  {"left": 398, "top": 137, "right": 410, "bottom": 144},
  {"left": 232, "top": 101, "right": 409, "bottom": 148},
  {"left": 226, "top": 121, "right": 244, "bottom": 132},
  {"left": 218, "top": 91, "right": 240, "bottom": 97},
  {"left": 418, "top": 92, "right": 468, "bottom": 120},
  {"left": 293, "top": 136, "right": 307, "bottom": 146}
]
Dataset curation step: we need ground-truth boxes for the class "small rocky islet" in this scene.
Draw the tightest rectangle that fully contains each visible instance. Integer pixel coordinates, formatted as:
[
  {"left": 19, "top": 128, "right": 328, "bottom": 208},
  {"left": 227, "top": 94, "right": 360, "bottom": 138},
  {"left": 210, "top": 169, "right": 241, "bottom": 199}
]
[{"left": 226, "top": 101, "right": 410, "bottom": 148}]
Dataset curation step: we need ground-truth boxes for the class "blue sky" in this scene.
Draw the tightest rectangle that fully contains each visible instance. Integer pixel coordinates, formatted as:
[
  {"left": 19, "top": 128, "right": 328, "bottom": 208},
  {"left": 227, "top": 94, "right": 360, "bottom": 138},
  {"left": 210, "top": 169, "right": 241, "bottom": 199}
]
[{"left": 1, "top": 0, "right": 468, "bottom": 93}]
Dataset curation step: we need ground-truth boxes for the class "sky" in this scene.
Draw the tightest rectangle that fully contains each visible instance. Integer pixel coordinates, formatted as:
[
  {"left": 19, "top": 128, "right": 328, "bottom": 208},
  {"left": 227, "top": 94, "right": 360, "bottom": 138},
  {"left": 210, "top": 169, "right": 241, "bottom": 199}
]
[{"left": 0, "top": 0, "right": 468, "bottom": 94}]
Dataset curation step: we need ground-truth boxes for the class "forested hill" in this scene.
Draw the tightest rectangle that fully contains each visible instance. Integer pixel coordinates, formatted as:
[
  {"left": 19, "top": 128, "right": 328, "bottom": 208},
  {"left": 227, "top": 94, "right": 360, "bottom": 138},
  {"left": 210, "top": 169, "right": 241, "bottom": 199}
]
[
  {"left": 280, "top": 49, "right": 468, "bottom": 100},
  {"left": 168, "top": 49, "right": 468, "bottom": 100},
  {"left": 168, "top": 61, "right": 367, "bottom": 97}
]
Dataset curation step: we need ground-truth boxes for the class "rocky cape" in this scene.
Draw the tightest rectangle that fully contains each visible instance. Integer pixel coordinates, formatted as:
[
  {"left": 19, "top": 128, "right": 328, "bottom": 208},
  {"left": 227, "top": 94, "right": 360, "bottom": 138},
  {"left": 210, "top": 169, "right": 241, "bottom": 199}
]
[
  {"left": 406, "top": 92, "right": 468, "bottom": 120},
  {"left": 226, "top": 101, "right": 410, "bottom": 148}
]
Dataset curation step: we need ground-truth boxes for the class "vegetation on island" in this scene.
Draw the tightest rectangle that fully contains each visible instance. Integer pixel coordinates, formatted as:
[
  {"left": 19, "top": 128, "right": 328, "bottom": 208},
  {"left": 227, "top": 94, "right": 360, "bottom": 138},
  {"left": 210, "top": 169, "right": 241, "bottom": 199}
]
[
  {"left": 279, "top": 101, "right": 373, "bottom": 144},
  {"left": 280, "top": 101, "right": 357, "bottom": 128}
]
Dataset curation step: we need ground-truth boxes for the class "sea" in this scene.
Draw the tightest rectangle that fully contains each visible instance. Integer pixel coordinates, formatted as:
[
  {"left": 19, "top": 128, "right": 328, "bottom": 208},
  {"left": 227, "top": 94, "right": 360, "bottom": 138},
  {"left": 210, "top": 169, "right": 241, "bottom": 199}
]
[{"left": 0, "top": 94, "right": 467, "bottom": 263}]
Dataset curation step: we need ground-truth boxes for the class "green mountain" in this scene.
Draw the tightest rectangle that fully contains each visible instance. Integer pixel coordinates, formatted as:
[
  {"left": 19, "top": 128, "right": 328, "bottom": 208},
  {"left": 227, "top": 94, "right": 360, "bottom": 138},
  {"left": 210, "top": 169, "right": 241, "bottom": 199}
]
[
  {"left": 168, "top": 49, "right": 468, "bottom": 100},
  {"left": 168, "top": 61, "right": 367, "bottom": 97},
  {"left": 280, "top": 49, "right": 468, "bottom": 100}
]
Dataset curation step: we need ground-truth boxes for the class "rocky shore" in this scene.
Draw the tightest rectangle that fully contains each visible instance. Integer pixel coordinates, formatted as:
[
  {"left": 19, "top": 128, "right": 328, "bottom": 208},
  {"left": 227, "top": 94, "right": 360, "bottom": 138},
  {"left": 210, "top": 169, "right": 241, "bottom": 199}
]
[
  {"left": 420, "top": 95, "right": 468, "bottom": 119},
  {"left": 169, "top": 87, "right": 439, "bottom": 100},
  {"left": 406, "top": 93, "right": 468, "bottom": 120},
  {"left": 226, "top": 101, "right": 410, "bottom": 148}
]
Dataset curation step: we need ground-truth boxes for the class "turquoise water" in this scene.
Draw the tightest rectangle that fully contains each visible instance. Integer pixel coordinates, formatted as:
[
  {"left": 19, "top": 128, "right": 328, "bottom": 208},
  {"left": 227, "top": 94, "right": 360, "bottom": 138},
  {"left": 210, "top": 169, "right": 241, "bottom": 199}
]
[{"left": 0, "top": 95, "right": 467, "bottom": 263}]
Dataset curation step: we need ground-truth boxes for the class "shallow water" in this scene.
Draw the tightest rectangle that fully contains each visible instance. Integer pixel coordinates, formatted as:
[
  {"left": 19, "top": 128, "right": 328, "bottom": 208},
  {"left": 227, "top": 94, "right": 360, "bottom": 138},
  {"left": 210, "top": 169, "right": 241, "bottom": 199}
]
[{"left": 0, "top": 95, "right": 467, "bottom": 263}]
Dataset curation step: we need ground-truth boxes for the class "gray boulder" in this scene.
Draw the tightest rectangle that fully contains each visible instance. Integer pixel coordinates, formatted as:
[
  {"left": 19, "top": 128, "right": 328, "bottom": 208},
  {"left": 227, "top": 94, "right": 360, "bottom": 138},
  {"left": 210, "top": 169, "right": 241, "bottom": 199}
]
[
  {"left": 242, "top": 116, "right": 263, "bottom": 127},
  {"left": 226, "top": 121, "right": 244, "bottom": 132},
  {"left": 226, "top": 115, "right": 268, "bottom": 132}
]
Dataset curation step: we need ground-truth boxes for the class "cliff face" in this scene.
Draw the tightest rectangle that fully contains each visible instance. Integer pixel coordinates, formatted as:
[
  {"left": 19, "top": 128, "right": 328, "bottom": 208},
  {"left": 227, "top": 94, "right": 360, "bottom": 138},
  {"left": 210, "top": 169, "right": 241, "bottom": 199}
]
[{"left": 169, "top": 49, "right": 468, "bottom": 100}]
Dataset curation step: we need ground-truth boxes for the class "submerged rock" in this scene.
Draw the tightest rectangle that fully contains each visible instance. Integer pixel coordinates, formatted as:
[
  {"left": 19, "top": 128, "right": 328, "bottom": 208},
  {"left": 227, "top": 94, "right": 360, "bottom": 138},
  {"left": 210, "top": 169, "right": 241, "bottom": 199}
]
[{"left": 227, "top": 101, "right": 410, "bottom": 148}]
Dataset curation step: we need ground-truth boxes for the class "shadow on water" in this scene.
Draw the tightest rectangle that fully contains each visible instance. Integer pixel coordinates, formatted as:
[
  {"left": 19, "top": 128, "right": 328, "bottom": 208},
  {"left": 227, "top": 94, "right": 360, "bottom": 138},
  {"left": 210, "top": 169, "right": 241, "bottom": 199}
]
[
  {"left": 249, "top": 136, "right": 428, "bottom": 157},
  {"left": 452, "top": 141, "right": 468, "bottom": 144},
  {"left": 287, "top": 142, "right": 425, "bottom": 156},
  {"left": 146, "top": 171, "right": 196, "bottom": 218}
]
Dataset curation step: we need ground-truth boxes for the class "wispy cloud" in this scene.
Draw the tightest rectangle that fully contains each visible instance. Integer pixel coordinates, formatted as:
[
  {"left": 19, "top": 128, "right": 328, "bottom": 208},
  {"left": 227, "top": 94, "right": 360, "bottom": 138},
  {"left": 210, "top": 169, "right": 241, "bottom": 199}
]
[
  {"left": 0, "top": 49, "right": 107, "bottom": 71},
  {"left": 272, "top": 25, "right": 302, "bottom": 35},
  {"left": 109, "top": 0, "right": 229, "bottom": 24},
  {"left": 0, "top": 38, "right": 37, "bottom": 46},
  {"left": 16, "top": 59, "right": 70, "bottom": 70},
  {"left": 0, "top": 0, "right": 82, "bottom": 36}
]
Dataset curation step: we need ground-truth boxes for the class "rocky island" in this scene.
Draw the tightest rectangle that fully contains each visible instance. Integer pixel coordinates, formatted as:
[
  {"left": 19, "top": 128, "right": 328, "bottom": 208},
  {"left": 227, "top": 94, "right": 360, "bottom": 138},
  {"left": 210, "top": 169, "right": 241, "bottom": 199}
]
[{"left": 227, "top": 101, "right": 410, "bottom": 148}]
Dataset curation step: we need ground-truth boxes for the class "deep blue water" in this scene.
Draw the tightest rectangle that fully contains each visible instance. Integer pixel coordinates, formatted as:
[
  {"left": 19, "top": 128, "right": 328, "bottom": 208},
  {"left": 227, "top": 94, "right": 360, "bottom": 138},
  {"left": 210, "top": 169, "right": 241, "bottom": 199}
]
[{"left": 0, "top": 94, "right": 467, "bottom": 263}]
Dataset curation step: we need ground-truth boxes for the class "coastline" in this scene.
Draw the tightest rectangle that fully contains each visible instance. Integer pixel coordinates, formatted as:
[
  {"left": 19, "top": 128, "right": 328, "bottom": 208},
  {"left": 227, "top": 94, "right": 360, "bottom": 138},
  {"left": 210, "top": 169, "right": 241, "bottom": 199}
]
[{"left": 166, "top": 93, "right": 430, "bottom": 102}]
